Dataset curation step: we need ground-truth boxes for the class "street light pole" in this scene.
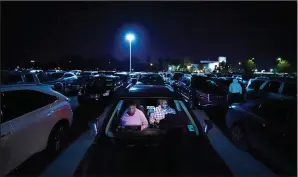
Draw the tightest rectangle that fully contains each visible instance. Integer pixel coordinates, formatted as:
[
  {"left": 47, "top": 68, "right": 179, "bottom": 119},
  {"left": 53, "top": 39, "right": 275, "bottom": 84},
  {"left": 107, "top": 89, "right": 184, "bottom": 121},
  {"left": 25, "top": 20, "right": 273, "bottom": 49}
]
[
  {"left": 130, "top": 40, "right": 132, "bottom": 73},
  {"left": 125, "top": 33, "right": 135, "bottom": 73}
]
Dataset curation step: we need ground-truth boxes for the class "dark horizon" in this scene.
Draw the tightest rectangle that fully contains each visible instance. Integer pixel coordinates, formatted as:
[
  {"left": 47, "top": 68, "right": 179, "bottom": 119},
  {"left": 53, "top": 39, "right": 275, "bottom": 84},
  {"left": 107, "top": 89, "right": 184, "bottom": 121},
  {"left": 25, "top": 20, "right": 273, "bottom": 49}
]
[{"left": 1, "top": 1, "right": 297, "bottom": 70}]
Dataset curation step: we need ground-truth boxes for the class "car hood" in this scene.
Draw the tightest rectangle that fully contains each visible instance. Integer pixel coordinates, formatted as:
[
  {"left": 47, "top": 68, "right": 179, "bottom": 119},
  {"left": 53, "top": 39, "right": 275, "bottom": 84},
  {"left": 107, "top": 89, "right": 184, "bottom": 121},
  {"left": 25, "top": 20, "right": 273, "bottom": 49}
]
[{"left": 75, "top": 134, "right": 232, "bottom": 176}]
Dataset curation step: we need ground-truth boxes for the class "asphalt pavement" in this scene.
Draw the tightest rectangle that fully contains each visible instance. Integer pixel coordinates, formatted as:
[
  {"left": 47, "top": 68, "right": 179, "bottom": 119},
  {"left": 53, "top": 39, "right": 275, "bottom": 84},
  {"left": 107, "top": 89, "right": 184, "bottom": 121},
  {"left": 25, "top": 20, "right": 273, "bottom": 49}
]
[{"left": 7, "top": 97, "right": 287, "bottom": 177}]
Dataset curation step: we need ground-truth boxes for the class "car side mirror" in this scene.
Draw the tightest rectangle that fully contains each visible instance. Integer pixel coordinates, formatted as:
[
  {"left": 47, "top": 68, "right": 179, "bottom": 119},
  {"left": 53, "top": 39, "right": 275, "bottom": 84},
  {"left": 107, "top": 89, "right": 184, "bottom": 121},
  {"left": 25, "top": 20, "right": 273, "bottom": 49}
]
[{"left": 202, "top": 119, "right": 213, "bottom": 134}]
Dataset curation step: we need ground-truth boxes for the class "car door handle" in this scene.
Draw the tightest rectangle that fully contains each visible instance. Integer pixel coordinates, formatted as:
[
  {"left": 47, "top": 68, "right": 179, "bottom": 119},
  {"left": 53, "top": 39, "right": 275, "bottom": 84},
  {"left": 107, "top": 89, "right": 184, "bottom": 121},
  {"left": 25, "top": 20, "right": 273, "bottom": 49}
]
[{"left": 1, "top": 132, "right": 12, "bottom": 138}]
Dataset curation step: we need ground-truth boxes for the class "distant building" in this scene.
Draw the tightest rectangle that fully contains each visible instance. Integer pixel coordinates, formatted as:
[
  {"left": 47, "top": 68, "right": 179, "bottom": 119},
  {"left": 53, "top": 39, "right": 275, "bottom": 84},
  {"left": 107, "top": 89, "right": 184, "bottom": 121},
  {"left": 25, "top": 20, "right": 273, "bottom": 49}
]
[{"left": 192, "top": 56, "right": 227, "bottom": 72}]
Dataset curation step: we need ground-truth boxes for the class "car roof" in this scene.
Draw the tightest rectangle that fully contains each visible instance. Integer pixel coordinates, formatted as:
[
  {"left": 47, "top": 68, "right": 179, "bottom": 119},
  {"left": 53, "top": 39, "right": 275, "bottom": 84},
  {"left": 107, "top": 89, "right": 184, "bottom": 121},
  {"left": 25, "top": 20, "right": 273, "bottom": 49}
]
[
  {"left": 140, "top": 72, "right": 159, "bottom": 75},
  {"left": 94, "top": 75, "right": 118, "bottom": 79},
  {"left": 120, "top": 85, "right": 179, "bottom": 99}
]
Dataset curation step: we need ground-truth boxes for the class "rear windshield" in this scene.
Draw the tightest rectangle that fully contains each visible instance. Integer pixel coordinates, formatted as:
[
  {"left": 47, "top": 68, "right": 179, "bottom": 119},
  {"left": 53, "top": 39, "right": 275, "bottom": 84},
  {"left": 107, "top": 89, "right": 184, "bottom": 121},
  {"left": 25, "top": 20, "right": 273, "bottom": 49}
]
[
  {"left": 139, "top": 74, "right": 163, "bottom": 83},
  {"left": 89, "top": 77, "right": 114, "bottom": 87}
]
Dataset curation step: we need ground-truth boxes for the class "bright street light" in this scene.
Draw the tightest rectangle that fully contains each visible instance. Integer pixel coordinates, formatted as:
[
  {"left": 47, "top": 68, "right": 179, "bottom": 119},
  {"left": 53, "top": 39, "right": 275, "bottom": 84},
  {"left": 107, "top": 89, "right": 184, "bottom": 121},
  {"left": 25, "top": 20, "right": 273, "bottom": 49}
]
[
  {"left": 30, "top": 60, "right": 35, "bottom": 63},
  {"left": 125, "top": 33, "right": 135, "bottom": 73},
  {"left": 277, "top": 57, "right": 282, "bottom": 61},
  {"left": 270, "top": 69, "right": 273, "bottom": 72},
  {"left": 150, "top": 63, "right": 153, "bottom": 66},
  {"left": 252, "top": 58, "right": 255, "bottom": 60},
  {"left": 238, "top": 62, "right": 241, "bottom": 65}
]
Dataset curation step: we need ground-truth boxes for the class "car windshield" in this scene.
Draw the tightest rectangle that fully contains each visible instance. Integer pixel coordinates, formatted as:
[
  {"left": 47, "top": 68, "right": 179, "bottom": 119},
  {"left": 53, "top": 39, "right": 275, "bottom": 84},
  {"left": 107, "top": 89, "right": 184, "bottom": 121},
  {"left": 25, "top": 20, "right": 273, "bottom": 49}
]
[
  {"left": 105, "top": 98, "right": 199, "bottom": 138},
  {"left": 51, "top": 73, "right": 64, "bottom": 79}
]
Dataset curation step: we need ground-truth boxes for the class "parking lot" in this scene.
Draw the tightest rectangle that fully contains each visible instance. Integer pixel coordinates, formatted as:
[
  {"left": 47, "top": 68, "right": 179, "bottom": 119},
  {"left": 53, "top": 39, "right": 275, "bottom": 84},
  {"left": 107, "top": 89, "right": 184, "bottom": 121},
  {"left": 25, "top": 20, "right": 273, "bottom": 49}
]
[
  {"left": 2, "top": 71, "right": 296, "bottom": 177},
  {"left": 6, "top": 95, "right": 280, "bottom": 177}
]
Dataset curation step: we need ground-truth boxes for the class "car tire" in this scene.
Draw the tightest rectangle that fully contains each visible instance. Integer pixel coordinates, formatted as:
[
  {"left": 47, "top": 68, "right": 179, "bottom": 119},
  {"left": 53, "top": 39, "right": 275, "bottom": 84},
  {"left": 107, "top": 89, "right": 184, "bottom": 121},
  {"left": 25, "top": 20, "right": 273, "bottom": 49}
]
[
  {"left": 229, "top": 122, "right": 250, "bottom": 151},
  {"left": 47, "top": 123, "right": 69, "bottom": 154}
]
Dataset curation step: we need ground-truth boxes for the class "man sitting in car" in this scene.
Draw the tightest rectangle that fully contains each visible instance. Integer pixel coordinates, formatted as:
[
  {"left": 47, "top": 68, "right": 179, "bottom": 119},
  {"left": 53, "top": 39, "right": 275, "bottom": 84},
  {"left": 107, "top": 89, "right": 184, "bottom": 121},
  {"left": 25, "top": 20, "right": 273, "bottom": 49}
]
[
  {"left": 120, "top": 100, "right": 149, "bottom": 131},
  {"left": 150, "top": 99, "right": 176, "bottom": 124}
]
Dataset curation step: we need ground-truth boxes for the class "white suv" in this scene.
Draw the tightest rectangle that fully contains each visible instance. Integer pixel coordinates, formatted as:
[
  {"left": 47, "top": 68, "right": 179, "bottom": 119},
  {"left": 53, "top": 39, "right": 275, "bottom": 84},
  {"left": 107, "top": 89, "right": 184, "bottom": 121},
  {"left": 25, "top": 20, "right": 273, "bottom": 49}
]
[{"left": 0, "top": 84, "right": 73, "bottom": 176}]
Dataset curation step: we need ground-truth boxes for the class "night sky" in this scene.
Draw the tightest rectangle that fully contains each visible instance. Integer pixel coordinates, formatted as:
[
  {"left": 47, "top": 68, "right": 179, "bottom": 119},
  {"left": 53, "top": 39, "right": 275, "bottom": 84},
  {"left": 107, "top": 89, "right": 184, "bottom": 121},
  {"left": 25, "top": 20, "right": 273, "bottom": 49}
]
[{"left": 1, "top": 1, "right": 297, "bottom": 70}]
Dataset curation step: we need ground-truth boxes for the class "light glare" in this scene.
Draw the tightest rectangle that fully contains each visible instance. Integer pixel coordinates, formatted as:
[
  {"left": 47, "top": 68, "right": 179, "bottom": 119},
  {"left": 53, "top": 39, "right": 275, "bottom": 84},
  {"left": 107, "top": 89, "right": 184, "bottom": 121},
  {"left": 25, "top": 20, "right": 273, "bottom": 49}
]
[{"left": 125, "top": 34, "right": 135, "bottom": 41}]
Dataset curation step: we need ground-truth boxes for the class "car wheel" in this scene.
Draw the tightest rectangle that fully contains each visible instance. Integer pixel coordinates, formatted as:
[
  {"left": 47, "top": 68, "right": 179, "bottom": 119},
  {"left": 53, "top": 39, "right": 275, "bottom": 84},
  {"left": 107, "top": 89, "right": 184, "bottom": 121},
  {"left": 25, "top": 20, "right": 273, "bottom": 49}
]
[
  {"left": 229, "top": 122, "right": 250, "bottom": 151},
  {"left": 47, "top": 123, "right": 69, "bottom": 154}
]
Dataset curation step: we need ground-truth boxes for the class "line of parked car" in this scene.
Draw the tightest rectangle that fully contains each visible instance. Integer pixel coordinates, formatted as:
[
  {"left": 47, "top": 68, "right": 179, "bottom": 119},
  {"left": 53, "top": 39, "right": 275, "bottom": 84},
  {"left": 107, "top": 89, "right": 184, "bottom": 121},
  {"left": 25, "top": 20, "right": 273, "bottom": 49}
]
[{"left": 1, "top": 69, "right": 296, "bottom": 176}]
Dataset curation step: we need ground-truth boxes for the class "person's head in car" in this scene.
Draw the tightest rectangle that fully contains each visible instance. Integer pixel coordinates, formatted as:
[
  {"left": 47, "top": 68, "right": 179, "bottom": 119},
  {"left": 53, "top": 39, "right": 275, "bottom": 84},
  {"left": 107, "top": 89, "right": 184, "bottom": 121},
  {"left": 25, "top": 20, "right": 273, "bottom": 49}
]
[
  {"left": 120, "top": 100, "right": 149, "bottom": 131},
  {"left": 158, "top": 99, "right": 169, "bottom": 110},
  {"left": 127, "top": 100, "right": 137, "bottom": 116}
]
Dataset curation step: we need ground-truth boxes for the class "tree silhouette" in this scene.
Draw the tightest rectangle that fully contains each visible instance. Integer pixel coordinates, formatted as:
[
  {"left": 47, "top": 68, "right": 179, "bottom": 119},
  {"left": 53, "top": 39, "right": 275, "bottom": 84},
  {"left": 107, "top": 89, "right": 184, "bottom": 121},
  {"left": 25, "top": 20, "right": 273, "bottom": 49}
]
[{"left": 276, "top": 59, "right": 290, "bottom": 73}]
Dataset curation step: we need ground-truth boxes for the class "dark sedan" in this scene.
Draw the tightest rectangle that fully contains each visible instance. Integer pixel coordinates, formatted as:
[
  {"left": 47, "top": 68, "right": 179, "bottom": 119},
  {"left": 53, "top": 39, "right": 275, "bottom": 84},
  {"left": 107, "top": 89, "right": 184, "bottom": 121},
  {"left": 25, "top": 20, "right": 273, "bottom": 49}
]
[
  {"left": 74, "top": 85, "right": 232, "bottom": 177},
  {"left": 177, "top": 75, "right": 227, "bottom": 109},
  {"left": 225, "top": 99, "right": 297, "bottom": 175},
  {"left": 78, "top": 75, "right": 123, "bottom": 105}
]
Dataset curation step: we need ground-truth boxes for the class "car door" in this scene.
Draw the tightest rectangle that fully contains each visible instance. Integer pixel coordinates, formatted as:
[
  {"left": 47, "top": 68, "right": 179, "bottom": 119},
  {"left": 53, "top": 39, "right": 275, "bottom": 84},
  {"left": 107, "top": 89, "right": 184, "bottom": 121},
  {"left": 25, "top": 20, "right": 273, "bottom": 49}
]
[
  {"left": 1, "top": 90, "right": 58, "bottom": 173},
  {"left": 0, "top": 100, "right": 15, "bottom": 176},
  {"left": 251, "top": 100, "right": 287, "bottom": 150}
]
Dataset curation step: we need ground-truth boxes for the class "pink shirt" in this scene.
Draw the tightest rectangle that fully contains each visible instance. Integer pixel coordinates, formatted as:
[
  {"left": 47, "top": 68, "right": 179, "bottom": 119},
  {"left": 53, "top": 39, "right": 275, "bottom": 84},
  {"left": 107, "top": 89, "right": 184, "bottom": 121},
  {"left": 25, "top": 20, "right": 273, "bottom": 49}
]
[{"left": 120, "top": 108, "right": 149, "bottom": 130}]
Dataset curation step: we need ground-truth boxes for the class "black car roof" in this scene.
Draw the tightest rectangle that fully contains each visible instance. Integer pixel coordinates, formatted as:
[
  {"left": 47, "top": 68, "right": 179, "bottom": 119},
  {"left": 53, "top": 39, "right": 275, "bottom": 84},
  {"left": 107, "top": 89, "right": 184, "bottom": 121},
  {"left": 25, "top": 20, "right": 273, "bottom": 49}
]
[{"left": 120, "top": 85, "right": 179, "bottom": 99}]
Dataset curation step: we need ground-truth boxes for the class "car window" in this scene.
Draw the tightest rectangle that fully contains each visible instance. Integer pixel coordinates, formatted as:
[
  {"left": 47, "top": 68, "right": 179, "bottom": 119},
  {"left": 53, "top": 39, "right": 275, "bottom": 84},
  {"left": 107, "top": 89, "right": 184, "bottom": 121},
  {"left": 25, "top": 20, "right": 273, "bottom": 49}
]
[
  {"left": 262, "top": 81, "right": 280, "bottom": 93},
  {"left": 1, "top": 90, "right": 58, "bottom": 123},
  {"left": 105, "top": 98, "right": 199, "bottom": 137},
  {"left": 282, "top": 83, "right": 297, "bottom": 97},
  {"left": 64, "top": 73, "right": 74, "bottom": 78},
  {"left": 51, "top": 72, "right": 64, "bottom": 79},
  {"left": 24, "top": 74, "right": 36, "bottom": 83},
  {"left": 248, "top": 80, "right": 265, "bottom": 90},
  {"left": 82, "top": 72, "right": 92, "bottom": 76}
]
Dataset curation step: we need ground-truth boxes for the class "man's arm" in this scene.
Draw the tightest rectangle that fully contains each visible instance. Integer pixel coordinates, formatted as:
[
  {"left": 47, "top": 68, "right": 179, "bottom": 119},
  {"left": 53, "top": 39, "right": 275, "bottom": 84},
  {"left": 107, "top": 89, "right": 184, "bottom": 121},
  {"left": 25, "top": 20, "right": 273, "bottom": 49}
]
[
  {"left": 168, "top": 107, "right": 176, "bottom": 114},
  {"left": 149, "top": 112, "right": 156, "bottom": 124}
]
